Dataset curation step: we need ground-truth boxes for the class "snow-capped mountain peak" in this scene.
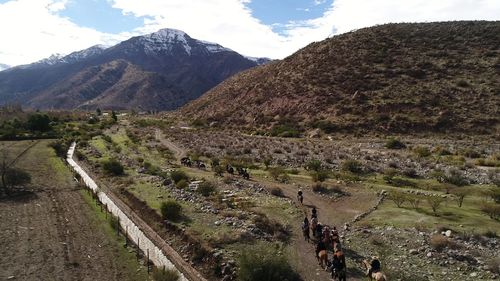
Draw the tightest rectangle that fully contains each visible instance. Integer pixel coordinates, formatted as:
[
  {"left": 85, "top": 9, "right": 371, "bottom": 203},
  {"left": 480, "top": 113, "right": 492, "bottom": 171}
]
[
  {"left": 62, "top": 44, "right": 107, "bottom": 63},
  {"left": 140, "top": 28, "right": 192, "bottom": 55},
  {"left": 38, "top": 53, "right": 65, "bottom": 65}
]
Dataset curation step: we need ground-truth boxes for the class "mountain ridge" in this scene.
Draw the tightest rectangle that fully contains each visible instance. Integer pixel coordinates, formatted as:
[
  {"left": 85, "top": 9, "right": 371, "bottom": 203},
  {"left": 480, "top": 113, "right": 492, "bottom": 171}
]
[{"left": 0, "top": 28, "right": 266, "bottom": 110}]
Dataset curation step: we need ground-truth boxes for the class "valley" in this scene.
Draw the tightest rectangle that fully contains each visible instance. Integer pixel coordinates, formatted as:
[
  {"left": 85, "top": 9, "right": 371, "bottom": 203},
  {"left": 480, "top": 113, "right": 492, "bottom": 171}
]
[{"left": 64, "top": 113, "right": 499, "bottom": 280}]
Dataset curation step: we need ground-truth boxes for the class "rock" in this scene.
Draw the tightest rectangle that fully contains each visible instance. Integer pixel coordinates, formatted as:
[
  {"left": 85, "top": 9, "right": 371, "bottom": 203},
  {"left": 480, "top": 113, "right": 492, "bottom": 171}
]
[
  {"left": 309, "top": 129, "right": 321, "bottom": 138},
  {"left": 409, "top": 249, "right": 419, "bottom": 255},
  {"left": 445, "top": 230, "right": 452, "bottom": 237},
  {"left": 470, "top": 272, "right": 478, "bottom": 277},
  {"left": 427, "top": 252, "right": 433, "bottom": 258}
]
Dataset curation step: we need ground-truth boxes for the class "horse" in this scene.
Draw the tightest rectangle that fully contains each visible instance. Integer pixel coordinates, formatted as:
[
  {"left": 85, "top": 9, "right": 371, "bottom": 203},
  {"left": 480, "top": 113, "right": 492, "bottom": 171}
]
[
  {"left": 330, "top": 251, "right": 347, "bottom": 281},
  {"left": 362, "top": 259, "right": 387, "bottom": 281},
  {"left": 180, "top": 157, "right": 192, "bottom": 167},
  {"left": 317, "top": 250, "right": 328, "bottom": 269}
]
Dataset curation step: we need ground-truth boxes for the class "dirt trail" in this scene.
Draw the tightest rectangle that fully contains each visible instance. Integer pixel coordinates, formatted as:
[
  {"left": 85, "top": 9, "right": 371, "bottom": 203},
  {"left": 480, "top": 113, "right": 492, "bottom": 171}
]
[
  {"left": 154, "top": 131, "right": 379, "bottom": 280},
  {"left": 0, "top": 141, "right": 144, "bottom": 281},
  {"left": 156, "top": 129, "right": 186, "bottom": 159}
]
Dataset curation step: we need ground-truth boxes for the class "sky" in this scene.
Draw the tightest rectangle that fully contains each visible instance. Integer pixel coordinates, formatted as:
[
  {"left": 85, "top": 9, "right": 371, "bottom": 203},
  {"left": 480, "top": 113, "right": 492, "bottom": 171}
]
[{"left": 0, "top": 0, "right": 499, "bottom": 67}]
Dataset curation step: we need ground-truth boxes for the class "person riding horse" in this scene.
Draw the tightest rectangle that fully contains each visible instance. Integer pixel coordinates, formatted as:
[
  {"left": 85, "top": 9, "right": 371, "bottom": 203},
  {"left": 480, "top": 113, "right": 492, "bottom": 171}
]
[
  {"left": 330, "top": 248, "right": 347, "bottom": 281},
  {"left": 297, "top": 190, "right": 303, "bottom": 204},
  {"left": 311, "top": 207, "right": 317, "bottom": 219},
  {"left": 315, "top": 239, "right": 328, "bottom": 268},
  {"left": 302, "top": 217, "right": 310, "bottom": 242},
  {"left": 368, "top": 256, "right": 381, "bottom": 276}
]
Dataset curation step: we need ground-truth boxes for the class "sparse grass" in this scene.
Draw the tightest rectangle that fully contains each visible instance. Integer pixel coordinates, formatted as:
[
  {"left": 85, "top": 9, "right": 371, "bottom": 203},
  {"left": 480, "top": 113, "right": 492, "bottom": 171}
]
[{"left": 80, "top": 189, "right": 149, "bottom": 281}]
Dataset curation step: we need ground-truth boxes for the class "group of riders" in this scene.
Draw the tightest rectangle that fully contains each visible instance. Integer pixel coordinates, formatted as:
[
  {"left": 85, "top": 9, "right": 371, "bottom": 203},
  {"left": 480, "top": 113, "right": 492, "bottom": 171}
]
[
  {"left": 180, "top": 157, "right": 250, "bottom": 179},
  {"left": 298, "top": 190, "right": 384, "bottom": 281}
]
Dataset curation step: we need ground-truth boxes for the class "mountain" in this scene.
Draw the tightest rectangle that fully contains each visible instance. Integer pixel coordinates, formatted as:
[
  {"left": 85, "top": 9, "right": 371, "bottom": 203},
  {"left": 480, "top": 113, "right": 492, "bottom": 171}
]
[
  {"left": 181, "top": 21, "right": 500, "bottom": 135},
  {"left": 0, "top": 29, "right": 262, "bottom": 110},
  {"left": 0, "top": 64, "right": 10, "bottom": 72}
]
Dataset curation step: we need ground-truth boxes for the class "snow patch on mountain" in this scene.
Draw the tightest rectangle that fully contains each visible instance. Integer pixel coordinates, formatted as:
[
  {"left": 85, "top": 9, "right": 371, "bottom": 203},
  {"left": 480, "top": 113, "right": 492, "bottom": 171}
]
[
  {"left": 199, "top": 40, "right": 232, "bottom": 53},
  {"left": 244, "top": 56, "right": 272, "bottom": 65},
  {"left": 140, "top": 28, "right": 192, "bottom": 55}
]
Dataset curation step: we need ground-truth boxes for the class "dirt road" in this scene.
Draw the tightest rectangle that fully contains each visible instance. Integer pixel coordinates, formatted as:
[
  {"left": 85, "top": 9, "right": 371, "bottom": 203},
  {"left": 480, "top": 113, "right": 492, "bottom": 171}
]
[
  {"left": 0, "top": 141, "right": 146, "bottom": 281},
  {"left": 156, "top": 129, "right": 186, "bottom": 159}
]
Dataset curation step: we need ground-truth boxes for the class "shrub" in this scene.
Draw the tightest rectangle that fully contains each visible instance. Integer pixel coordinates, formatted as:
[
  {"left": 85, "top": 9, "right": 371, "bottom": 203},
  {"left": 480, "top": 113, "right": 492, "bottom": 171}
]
[
  {"left": 101, "top": 134, "right": 112, "bottom": 143},
  {"left": 407, "top": 195, "right": 422, "bottom": 209},
  {"left": 480, "top": 203, "right": 500, "bottom": 220},
  {"left": 430, "top": 235, "right": 450, "bottom": 251},
  {"left": 3, "top": 167, "right": 31, "bottom": 188},
  {"left": 102, "top": 159, "right": 124, "bottom": 175},
  {"left": 487, "top": 257, "right": 500, "bottom": 275},
  {"left": 388, "top": 191, "right": 407, "bottom": 207},
  {"left": 312, "top": 182, "right": 328, "bottom": 193},
  {"left": 268, "top": 166, "right": 290, "bottom": 183},
  {"left": 341, "top": 159, "right": 363, "bottom": 174},
  {"left": 305, "top": 159, "right": 322, "bottom": 171},
  {"left": 413, "top": 146, "right": 431, "bottom": 157},
  {"left": 170, "top": 170, "right": 188, "bottom": 184},
  {"left": 441, "top": 169, "right": 468, "bottom": 187},
  {"left": 49, "top": 140, "right": 69, "bottom": 158},
  {"left": 109, "top": 216, "right": 119, "bottom": 231},
  {"left": 385, "top": 138, "right": 406, "bottom": 149},
  {"left": 160, "top": 201, "right": 182, "bottom": 221},
  {"left": 483, "top": 230, "right": 498, "bottom": 238},
  {"left": 310, "top": 170, "right": 329, "bottom": 182},
  {"left": 197, "top": 181, "right": 216, "bottom": 196},
  {"left": 238, "top": 245, "right": 300, "bottom": 281},
  {"left": 175, "top": 179, "right": 188, "bottom": 189},
  {"left": 270, "top": 123, "right": 301, "bottom": 138},
  {"left": 270, "top": 187, "right": 285, "bottom": 197}
]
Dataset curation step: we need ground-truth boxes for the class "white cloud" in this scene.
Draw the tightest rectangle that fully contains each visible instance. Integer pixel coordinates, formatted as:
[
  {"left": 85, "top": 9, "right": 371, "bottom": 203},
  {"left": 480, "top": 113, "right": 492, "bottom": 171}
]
[
  {"left": 0, "top": 0, "right": 499, "bottom": 66},
  {"left": 109, "top": 0, "right": 500, "bottom": 60},
  {"left": 321, "top": 0, "right": 500, "bottom": 35},
  {"left": 0, "top": 0, "right": 127, "bottom": 66}
]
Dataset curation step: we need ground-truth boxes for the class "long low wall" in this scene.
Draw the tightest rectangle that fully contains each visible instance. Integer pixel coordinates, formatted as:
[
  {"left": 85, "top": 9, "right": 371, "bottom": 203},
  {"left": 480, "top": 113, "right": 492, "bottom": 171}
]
[{"left": 66, "top": 142, "right": 189, "bottom": 281}]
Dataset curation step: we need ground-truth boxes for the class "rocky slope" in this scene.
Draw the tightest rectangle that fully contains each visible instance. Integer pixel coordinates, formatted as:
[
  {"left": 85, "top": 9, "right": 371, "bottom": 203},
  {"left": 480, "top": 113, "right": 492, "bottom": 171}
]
[
  {"left": 182, "top": 21, "right": 500, "bottom": 135},
  {"left": 0, "top": 29, "right": 264, "bottom": 110}
]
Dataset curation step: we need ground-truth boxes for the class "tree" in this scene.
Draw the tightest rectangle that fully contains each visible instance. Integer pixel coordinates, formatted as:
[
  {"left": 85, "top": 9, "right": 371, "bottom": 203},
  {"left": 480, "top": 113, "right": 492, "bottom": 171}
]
[
  {"left": 1, "top": 151, "right": 31, "bottom": 195},
  {"left": 388, "top": 191, "right": 407, "bottom": 208},
  {"left": 96, "top": 108, "right": 102, "bottom": 116},
  {"left": 427, "top": 196, "right": 446, "bottom": 216},
  {"left": 26, "top": 113, "right": 52, "bottom": 132},
  {"left": 111, "top": 111, "right": 118, "bottom": 122},
  {"left": 450, "top": 187, "right": 470, "bottom": 207}
]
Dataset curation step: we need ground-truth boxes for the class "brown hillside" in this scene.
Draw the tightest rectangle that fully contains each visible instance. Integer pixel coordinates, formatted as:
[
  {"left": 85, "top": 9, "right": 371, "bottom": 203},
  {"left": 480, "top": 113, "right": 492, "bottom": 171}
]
[
  {"left": 181, "top": 21, "right": 500, "bottom": 135},
  {"left": 28, "top": 60, "right": 187, "bottom": 110}
]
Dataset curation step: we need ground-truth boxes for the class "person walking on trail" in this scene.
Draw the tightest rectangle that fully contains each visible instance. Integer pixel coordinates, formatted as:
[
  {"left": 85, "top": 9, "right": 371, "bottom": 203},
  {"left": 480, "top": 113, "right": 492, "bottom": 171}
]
[
  {"left": 302, "top": 217, "right": 310, "bottom": 241},
  {"left": 297, "top": 190, "right": 304, "bottom": 204},
  {"left": 311, "top": 207, "right": 317, "bottom": 219}
]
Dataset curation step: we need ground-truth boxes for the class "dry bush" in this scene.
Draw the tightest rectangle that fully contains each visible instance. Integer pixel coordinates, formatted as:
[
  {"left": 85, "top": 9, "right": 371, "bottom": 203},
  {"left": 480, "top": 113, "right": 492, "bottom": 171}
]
[
  {"left": 487, "top": 257, "right": 500, "bottom": 275},
  {"left": 430, "top": 235, "right": 450, "bottom": 251},
  {"left": 270, "top": 187, "right": 285, "bottom": 197}
]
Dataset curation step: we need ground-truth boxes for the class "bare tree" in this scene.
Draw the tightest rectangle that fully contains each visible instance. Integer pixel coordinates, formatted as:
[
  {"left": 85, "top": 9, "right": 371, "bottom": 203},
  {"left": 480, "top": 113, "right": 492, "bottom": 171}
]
[{"left": 0, "top": 149, "right": 31, "bottom": 196}]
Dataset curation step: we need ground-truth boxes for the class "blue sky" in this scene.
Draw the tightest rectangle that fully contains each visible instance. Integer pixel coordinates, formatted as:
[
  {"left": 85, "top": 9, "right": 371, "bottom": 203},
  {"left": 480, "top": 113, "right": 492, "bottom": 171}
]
[
  {"left": 57, "top": 0, "right": 332, "bottom": 34},
  {"left": 0, "top": 0, "right": 499, "bottom": 66}
]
